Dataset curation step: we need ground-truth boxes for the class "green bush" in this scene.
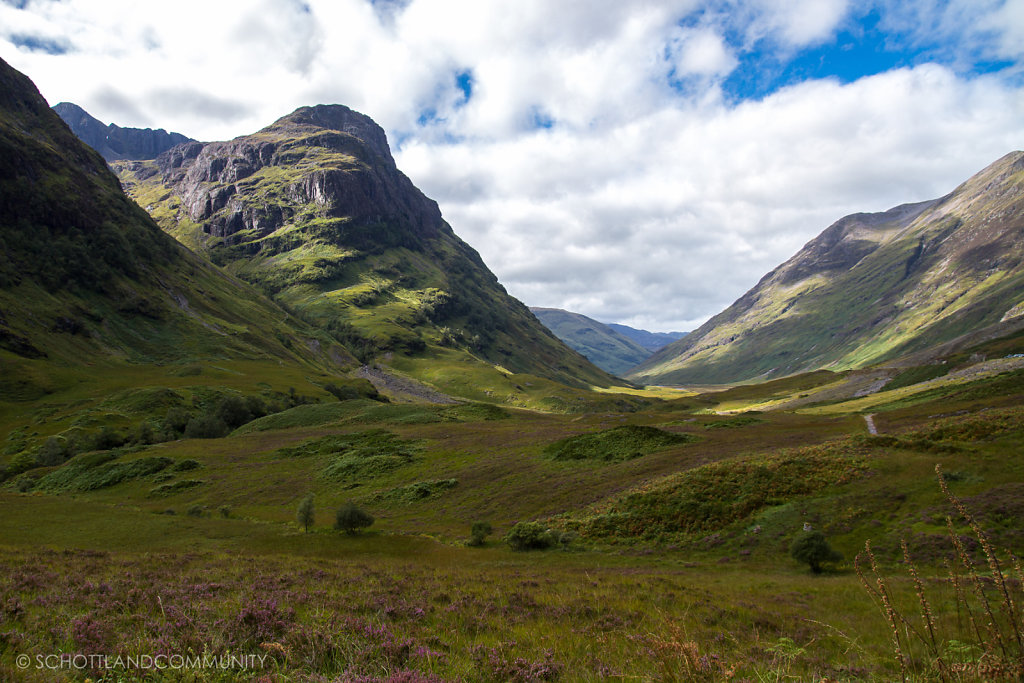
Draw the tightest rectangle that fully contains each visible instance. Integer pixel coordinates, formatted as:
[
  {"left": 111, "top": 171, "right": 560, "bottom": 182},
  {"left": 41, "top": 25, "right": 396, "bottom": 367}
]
[
  {"left": 183, "top": 415, "right": 229, "bottom": 439},
  {"left": 504, "top": 521, "right": 557, "bottom": 551},
  {"left": 186, "top": 505, "right": 204, "bottom": 518},
  {"left": 297, "top": 493, "right": 314, "bottom": 532},
  {"left": 790, "top": 530, "right": 843, "bottom": 573},
  {"left": 334, "top": 502, "right": 374, "bottom": 534},
  {"left": 468, "top": 521, "right": 492, "bottom": 547}
]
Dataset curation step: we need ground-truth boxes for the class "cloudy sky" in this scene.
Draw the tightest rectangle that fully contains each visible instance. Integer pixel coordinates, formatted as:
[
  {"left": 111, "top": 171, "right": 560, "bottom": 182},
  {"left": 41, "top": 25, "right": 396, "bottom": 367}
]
[{"left": 3, "top": 0, "right": 1024, "bottom": 332}]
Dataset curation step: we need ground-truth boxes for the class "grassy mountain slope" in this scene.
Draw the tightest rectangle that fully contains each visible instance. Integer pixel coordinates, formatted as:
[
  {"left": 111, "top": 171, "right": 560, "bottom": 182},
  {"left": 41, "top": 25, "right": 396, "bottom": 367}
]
[
  {"left": 631, "top": 152, "right": 1024, "bottom": 385},
  {"left": 112, "top": 105, "right": 620, "bottom": 395},
  {"left": 530, "top": 307, "right": 651, "bottom": 375}
]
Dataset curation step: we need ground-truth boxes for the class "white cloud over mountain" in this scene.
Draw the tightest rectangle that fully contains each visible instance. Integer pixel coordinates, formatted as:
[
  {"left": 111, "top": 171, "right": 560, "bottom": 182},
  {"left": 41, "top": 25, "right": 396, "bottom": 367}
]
[{"left": 2, "top": 0, "right": 1022, "bottom": 330}]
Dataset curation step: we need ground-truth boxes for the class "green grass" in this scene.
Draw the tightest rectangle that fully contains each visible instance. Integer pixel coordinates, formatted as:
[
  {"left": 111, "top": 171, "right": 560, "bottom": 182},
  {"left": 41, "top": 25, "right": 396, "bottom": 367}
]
[{"left": 544, "top": 424, "right": 697, "bottom": 462}]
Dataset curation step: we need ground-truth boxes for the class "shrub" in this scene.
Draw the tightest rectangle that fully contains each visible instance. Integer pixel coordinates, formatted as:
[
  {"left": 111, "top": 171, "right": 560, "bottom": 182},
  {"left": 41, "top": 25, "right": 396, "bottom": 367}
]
[
  {"left": 218, "top": 505, "right": 232, "bottom": 518},
  {"left": 162, "top": 407, "right": 191, "bottom": 435},
  {"left": 91, "top": 426, "right": 125, "bottom": 451},
  {"left": 171, "top": 459, "right": 201, "bottom": 472},
  {"left": 215, "top": 396, "right": 253, "bottom": 430},
  {"left": 297, "top": 493, "right": 314, "bottom": 533},
  {"left": 35, "top": 436, "right": 68, "bottom": 467},
  {"left": 505, "top": 521, "right": 557, "bottom": 551},
  {"left": 334, "top": 502, "right": 374, "bottom": 534},
  {"left": 468, "top": 521, "right": 492, "bottom": 547},
  {"left": 186, "top": 505, "right": 204, "bottom": 517},
  {"left": 183, "top": 415, "right": 229, "bottom": 439},
  {"left": 790, "top": 530, "right": 842, "bottom": 573}
]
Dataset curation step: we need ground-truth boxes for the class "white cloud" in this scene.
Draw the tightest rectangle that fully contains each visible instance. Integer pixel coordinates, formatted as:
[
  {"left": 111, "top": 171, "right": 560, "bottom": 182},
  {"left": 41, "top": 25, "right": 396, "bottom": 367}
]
[{"left": 1, "top": 0, "right": 1023, "bottom": 331}]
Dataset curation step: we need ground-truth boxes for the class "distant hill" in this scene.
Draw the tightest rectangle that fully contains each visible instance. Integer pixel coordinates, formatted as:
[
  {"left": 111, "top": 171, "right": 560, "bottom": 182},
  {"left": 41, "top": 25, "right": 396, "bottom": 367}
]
[
  {"left": 606, "top": 323, "right": 687, "bottom": 352},
  {"left": 530, "top": 308, "right": 651, "bottom": 375},
  {"left": 52, "top": 102, "right": 193, "bottom": 161},
  {"left": 631, "top": 152, "right": 1024, "bottom": 385}
]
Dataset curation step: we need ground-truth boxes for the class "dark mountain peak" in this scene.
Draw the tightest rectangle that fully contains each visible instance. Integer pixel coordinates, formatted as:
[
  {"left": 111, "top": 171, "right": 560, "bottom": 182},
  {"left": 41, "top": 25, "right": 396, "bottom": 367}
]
[
  {"left": 270, "top": 104, "right": 392, "bottom": 160},
  {"left": 53, "top": 101, "right": 194, "bottom": 162},
  {"left": 142, "top": 103, "right": 442, "bottom": 244}
]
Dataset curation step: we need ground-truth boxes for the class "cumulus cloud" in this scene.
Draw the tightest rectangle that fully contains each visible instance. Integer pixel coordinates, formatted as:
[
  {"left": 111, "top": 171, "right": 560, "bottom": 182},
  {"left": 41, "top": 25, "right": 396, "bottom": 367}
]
[{"left": 1, "top": 0, "right": 1022, "bottom": 331}]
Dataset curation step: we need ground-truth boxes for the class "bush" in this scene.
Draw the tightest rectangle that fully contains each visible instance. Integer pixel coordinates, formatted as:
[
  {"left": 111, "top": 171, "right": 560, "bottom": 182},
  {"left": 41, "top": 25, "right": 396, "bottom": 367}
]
[
  {"left": 218, "top": 505, "right": 232, "bottom": 518},
  {"left": 468, "top": 521, "right": 492, "bottom": 547},
  {"left": 35, "top": 436, "right": 69, "bottom": 467},
  {"left": 504, "top": 521, "right": 557, "bottom": 551},
  {"left": 183, "top": 415, "right": 229, "bottom": 439},
  {"left": 162, "top": 407, "right": 191, "bottom": 435},
  {"left": 334, "top": 502, "right": 374, "bottom": 534},
  {"left": 790, "top": 530, "right": 842, "bottom": 573},
  {"left": 215, "top": 396, "right": 253, "bottom": 430},
  {"left": 297, "top": 493, "right": 314, "bottom": 533},
  {"left": 186, "top": 505, "right": 204, "bottom": 517}
]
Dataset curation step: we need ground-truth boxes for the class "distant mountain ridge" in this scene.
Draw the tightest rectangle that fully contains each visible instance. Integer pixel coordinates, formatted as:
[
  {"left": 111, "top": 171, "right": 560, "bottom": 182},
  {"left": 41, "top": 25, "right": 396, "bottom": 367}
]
[
  {"left": 631, "top": 152, "right": 1024, "bottom": 385},
  {"left": 530, "top": 307, "right": 651, "bottom": 376},
  {"left": 53, "top": 102, "right": 193, "bottom": 161},
  {"left": 606, "top": 324, "right": 687, "bottom": 352}
]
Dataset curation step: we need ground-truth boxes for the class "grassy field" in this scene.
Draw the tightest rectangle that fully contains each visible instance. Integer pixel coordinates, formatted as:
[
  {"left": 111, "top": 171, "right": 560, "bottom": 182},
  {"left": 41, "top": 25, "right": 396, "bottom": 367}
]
[{"left": 2, "top": 354, "right": 1023, "bottom": 681}]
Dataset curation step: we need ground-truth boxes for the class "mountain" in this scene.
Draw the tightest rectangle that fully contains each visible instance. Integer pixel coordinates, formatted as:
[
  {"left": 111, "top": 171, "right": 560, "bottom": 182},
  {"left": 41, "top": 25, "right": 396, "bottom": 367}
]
[
  {"left": 605, "top": 323, "right": 687, "bottom": 352},
  {"left": 631, "top": 152, "right": 1024, "bottom": 385},
  {"left": 52, "top": 102, "right": 193, "bottom": 162},
  {"left": 530, "top": 307, "right": 651, "bottom": 375},
  {"left": 110, "top": 104, "right": 618, "bottom": 393},
  {"left": 0, "top": 57, "right": 359, "bottom": 384}
]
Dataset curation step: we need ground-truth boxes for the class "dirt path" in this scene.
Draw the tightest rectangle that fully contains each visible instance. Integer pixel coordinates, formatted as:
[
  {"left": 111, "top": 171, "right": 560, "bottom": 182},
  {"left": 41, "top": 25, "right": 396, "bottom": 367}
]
[
  {"left": 356, "top": 365, "right": 459, "bottom": 404},
  {"left": 863, "top": 413, "right": 878, "bottom": 435}
]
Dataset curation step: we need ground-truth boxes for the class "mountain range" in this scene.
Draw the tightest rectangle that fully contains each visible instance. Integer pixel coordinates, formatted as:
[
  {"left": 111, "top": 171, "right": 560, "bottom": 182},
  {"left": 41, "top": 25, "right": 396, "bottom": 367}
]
[
  {"left": 52, "top": 102, "right": 193, "bottom": 161},
  {"left": 631, "top": 152, "right": 1024, "bottom": 386}
]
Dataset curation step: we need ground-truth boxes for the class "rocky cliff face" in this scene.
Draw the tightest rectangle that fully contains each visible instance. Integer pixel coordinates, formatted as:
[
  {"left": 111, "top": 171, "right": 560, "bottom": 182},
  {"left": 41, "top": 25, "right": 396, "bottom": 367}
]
[
  {"left": 53, "top": 102, "right": 193, "bottom": 162},
  {"left": 631, "top": 152, "right": 1024, "bottom": 385},
  {"left": 114, "top": 104, "right": 617, "bottom": 389},
  {"left": 147, "top": 105, "right": 442, "bottom": 245}
]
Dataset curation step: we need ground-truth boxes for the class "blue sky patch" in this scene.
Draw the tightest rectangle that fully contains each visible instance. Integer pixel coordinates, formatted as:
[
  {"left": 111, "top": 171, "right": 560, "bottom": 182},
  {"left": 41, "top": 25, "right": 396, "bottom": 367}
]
[{"left": 10, "top": 33, "right": 71, "bottom": 55}]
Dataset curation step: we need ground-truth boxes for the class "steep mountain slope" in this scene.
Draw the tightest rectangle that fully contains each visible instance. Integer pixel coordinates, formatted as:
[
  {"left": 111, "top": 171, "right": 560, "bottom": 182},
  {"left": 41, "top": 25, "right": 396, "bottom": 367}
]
[
  {"left": 606, "top": 323, "right": 687, "bottom": 353},
  {"left": 113, "top": 104, "right": 617, "bottom": 391},
  {"left": 52, "top": 102, "right": 193, "bottom": 162},
  {"left": 0, "top": 57, "right": 354, "bottom": 377},
  {"left": 530, "top": 307, "right": 651, "bottom": 375},
  {"left": 631, "top": 152, "right": 1024, "bottom": 385}
]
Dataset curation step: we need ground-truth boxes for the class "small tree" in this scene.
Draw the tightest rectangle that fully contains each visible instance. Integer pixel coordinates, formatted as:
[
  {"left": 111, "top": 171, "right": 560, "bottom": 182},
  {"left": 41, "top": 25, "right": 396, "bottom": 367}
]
[
  {"left": 297, "top": 493, "right": 315, "bottom": 533},
  {"left": 335, "top": 502, "right": 373, "bottom": 534},
  {"left": 468, "top": 521, "right": 492, "bottom": 547},
  {"left": 790, "top": 530, "right": 842, "bottom": 573}
]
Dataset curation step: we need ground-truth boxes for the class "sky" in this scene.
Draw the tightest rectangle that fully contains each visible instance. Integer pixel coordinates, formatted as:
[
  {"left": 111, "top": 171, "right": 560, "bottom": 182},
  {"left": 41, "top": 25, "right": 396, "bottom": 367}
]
[{"left": 2, "top": 0, "right": 1024, "bottom": 332}]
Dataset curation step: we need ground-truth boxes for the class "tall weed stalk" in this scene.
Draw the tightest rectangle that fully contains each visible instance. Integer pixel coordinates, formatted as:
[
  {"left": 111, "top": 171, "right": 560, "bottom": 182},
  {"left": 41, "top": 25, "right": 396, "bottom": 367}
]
[{"left": 856, "top": 465, "right": 1024, "bottom": 681}]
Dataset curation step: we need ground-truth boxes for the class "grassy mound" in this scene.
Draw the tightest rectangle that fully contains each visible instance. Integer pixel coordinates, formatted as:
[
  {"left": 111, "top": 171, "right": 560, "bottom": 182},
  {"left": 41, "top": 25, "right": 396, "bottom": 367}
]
[
  {"left": 558, "top": 442, "right": 869, "bottom": 542},
  {"left": 543, "top": 425, "right": 695, "bottom": 462}
]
